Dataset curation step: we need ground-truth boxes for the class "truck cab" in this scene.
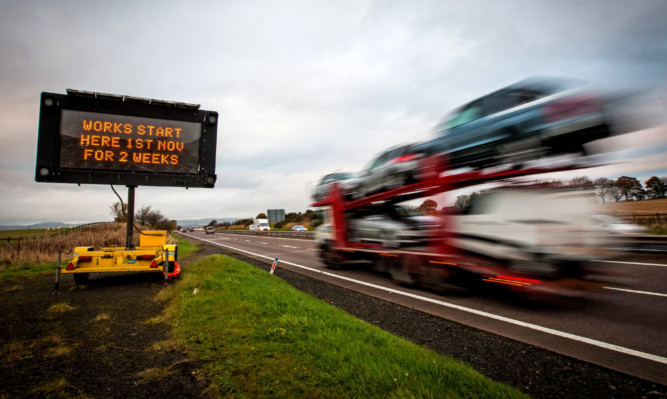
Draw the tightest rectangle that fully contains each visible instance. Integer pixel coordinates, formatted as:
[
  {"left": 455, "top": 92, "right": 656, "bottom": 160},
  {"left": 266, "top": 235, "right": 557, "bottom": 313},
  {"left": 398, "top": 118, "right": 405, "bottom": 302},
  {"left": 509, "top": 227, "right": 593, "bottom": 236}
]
[{"left": 253, "top": 218, "right": 271, "bottom": 231}]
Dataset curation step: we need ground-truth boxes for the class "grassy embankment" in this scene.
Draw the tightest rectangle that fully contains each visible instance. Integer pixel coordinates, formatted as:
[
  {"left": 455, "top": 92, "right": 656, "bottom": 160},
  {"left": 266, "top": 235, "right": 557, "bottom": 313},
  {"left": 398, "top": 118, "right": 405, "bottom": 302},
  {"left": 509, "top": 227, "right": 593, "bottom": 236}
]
[
  {"left": 164, "top": 238, "right": 526, "bottom": 398},
  {"left": 174, "top": 235, "right": 203, "bottom": 259}
]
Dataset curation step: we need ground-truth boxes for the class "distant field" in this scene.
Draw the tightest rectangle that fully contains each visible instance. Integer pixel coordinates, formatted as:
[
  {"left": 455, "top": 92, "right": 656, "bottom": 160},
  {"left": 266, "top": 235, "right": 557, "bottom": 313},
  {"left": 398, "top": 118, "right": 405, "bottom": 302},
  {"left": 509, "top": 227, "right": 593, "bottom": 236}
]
[
  {"left": 601, "top": 198, "right": 667, "bottom": 214},
  {"left": 0, "top": 228, "right": 62, "bottom": 239}
]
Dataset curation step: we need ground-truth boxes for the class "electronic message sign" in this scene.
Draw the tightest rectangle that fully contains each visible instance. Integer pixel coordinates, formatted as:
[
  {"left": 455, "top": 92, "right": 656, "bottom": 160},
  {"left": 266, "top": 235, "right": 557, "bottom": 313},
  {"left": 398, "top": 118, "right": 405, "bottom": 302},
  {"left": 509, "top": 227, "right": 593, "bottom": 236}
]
[{"left": 36, "top": 90, "right": 218, "bottom": 188}]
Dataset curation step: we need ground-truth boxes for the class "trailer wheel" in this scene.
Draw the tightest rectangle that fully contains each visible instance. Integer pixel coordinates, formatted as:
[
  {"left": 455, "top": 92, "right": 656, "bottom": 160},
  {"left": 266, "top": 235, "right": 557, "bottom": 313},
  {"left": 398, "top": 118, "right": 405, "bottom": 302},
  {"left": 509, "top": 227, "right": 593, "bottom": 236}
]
[
  {"left": 73, "top": 273, "right": 89, "bottom": 285},
  {"left": 404, "top": 254, "right": 427, "bottom": 286},
  {"left": 410, "top": 257, "right": 472, "bottom": 294},
  {"left": 389, "top": 257, "right": 415, "bottom": 286}
]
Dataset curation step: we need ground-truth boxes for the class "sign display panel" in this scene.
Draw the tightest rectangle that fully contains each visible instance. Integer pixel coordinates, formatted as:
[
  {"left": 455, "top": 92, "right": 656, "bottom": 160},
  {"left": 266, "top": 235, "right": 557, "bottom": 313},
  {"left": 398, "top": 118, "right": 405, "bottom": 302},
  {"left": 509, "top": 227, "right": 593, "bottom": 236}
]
[
  {"left": 59, "top": 110, "right": 201, "bottom": 174},
  {"left": 36, "top": 91, "right": 218, "bottom": 188}
]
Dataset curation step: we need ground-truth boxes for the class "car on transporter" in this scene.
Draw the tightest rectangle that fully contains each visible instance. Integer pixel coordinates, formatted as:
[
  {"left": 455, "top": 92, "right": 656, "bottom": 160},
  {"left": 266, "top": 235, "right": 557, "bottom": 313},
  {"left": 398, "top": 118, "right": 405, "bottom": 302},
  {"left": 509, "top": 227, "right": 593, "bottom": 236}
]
[
  {"left": 449, "top": 186, "right": 617, "bottom": 278},
  {"left": 421, "top": 76, "right": 612, "bottom": 169},
  {"left": 312, "top": 172, "right": 359, "bottom": 202},
  {"left": 349, "top": 143, "right": 443, "bottom": 199},
  {"left": 317, "top": 205, "right": 441, "bottom": 249}
]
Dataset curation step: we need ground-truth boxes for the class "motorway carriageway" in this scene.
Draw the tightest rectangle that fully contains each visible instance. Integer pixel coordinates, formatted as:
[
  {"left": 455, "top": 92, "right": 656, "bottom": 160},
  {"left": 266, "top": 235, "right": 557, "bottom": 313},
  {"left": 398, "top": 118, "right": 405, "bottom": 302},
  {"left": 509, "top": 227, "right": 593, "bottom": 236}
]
[{"left": 181, "top": 231, "right": 667, "bottom": 385}]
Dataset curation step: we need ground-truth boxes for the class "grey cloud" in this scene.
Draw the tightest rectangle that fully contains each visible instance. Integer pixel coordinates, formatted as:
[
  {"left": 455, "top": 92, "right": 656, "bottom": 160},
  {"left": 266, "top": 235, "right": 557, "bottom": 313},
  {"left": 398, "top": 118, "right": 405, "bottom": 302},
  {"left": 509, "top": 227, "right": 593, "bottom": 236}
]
[{"left": 1, "top": 0, "right": 666, "bottom": 223}]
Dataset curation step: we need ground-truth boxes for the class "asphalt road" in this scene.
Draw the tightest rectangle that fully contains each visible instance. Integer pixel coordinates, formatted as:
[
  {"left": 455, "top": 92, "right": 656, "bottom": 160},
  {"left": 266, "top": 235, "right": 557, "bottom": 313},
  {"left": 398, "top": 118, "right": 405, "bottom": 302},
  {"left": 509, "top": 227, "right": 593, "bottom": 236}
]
[{"left": 181, "top": 230, "right": 667, "bottom": 385}]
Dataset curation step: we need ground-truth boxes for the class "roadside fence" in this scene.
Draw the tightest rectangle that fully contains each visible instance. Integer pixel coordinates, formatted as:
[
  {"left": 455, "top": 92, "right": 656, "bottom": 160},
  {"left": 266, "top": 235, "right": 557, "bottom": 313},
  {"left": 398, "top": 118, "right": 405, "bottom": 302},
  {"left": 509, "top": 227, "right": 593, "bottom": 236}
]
[
  {"left": 0, "top": 222, "right": 120, "bottom": 265},
  {"left": 203, "top": 230, "right": 315, "bottom": 240},
  {"left": 616, "top": 213, "right": 667, "bottom": 227}
]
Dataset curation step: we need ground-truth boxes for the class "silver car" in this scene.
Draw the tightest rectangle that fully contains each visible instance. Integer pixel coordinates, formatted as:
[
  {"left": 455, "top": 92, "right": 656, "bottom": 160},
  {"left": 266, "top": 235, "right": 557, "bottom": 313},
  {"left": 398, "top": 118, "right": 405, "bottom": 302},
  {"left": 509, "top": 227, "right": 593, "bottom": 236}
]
[
  {"left": 312, "top": 172, "right": 358, "bottom": 202},
  {"left": 352, "top": 144, "right": 427, "bottom": 199},
  {"left": 348, "top": 213, "right": 441, "bottom": 248}
]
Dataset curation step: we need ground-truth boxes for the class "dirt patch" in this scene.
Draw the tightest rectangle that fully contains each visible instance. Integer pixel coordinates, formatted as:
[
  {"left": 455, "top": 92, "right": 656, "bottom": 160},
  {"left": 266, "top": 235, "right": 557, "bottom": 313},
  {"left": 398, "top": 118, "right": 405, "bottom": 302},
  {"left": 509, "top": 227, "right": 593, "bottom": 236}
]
[{"left": 0, "top": 270, "right": 205, "bottom": 398}]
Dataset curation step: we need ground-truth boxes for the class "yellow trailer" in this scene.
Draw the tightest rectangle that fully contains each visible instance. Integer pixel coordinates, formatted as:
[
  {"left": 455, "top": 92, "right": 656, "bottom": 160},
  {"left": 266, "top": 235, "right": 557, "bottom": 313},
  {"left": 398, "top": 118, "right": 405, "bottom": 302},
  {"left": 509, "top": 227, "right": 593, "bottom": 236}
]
[{"left": 60, "top": 230, "right": 180, "bottom": 285}]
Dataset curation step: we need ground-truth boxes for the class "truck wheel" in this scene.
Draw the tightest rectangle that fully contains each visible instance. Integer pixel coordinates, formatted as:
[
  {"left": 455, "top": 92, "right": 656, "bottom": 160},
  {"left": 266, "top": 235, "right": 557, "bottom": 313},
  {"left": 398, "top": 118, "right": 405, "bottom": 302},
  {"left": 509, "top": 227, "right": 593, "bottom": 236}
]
[
  {"left": 73, "top": 273, "right": 89, "bottom": 285},
  {"left": 322, "top": 243, "right": 343, "bottom": 270}
]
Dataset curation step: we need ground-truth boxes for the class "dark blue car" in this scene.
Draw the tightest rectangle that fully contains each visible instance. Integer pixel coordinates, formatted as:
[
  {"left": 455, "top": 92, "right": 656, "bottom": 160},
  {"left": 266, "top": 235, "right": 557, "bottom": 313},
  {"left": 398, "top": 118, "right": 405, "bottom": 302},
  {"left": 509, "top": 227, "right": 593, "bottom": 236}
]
[{"left": 421, "top": 77, "right": 611, "bottom": 168}]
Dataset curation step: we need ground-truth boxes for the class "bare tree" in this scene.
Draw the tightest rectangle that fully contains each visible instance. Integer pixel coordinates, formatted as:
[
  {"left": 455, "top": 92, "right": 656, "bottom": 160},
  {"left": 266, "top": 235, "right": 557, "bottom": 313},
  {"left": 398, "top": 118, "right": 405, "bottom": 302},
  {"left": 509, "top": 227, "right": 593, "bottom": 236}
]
[
  {"left": 571, "top": 176, "right": 593, "bottom": 186},
  {"left": 135, "top": 206, "right": 172, "bottom": 230},
  {"left": 593, "top": 177, "right": 614, "bottom": 203},
  {"left": 609, "top": 185, "right": 623, "bottom": 202}
]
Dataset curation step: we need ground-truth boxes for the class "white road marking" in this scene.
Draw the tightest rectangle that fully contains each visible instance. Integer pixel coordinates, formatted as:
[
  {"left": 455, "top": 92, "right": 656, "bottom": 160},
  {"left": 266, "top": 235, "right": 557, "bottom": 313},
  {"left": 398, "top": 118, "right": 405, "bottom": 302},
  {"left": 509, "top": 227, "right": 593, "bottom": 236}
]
[
  {"left": 281, "top": 245, "right": 299, "bottom": 249},
  {"left": 261, "top": 242, "right": 268, "bottom": 245},
  {"left": 215, "top": 233, "right": 313, "bottom": 243},
  {"left": 604, "top": 287, "right": 667, "bottom": 298},
  {"left": 198, "top": 237, "right": 667, "bottom": 366},
  {"left": 597, "top": 260, "right": 667, "bottom": 267}
]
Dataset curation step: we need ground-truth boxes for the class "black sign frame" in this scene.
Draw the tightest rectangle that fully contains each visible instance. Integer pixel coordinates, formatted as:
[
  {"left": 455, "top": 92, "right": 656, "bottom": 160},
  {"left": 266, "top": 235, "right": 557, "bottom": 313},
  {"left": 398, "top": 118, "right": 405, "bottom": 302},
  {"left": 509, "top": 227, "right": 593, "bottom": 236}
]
[{"left": 35, "top": 90, "right": 218, "bottom": 188}]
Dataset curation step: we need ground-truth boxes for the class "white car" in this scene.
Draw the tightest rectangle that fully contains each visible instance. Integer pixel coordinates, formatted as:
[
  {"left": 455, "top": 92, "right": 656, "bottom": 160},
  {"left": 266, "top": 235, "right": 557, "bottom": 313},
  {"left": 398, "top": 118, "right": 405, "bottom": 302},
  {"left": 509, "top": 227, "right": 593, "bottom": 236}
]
[
  {"left": 450, "top": 187, "right": 615, "bottom": 277},
  {"left": 593, "top": 215, "right": 647, "bottom": 235}
]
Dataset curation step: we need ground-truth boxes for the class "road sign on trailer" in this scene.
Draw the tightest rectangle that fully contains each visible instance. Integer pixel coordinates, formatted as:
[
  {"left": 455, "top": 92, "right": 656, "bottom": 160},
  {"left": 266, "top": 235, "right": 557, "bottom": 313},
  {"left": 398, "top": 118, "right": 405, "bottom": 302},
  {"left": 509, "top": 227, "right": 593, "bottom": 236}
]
[{"left": 35, "top": 90, "right": 218, "bottom": 188}]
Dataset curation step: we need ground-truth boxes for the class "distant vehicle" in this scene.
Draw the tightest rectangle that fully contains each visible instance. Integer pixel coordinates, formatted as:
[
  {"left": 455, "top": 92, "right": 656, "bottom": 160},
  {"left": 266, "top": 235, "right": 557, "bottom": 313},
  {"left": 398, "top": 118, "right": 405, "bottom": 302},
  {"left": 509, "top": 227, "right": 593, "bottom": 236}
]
[
  {"left": 593, "top": 215, "right": 647, "bottom": 235},
  {"left": 251, "top": 218, "right": 271, "bottom": 231},
  {"left": 312, "top": 172, "right": 358, "bottom": 202},
  {"left": 291, "top": 225, "right": 307, "bottom": 231},
  {"left": 450, "top": 187, "right": 615, "bottom": 278},
  {"left": 205, "top": 226, "right": 215, "bottom": 234},
  {"left": 422, "top": 77, "right": 611, "bottom": 169}
]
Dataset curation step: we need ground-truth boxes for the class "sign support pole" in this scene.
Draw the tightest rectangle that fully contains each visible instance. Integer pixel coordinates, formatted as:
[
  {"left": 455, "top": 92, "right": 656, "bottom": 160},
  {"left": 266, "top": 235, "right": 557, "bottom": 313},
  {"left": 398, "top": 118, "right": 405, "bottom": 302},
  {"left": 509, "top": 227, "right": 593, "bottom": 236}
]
[
  {"left": 54, "top": 251, "right": 61, "bottom": 293},
  {"left": 126, "top": 186, "right": 136, "bottom": 249}
]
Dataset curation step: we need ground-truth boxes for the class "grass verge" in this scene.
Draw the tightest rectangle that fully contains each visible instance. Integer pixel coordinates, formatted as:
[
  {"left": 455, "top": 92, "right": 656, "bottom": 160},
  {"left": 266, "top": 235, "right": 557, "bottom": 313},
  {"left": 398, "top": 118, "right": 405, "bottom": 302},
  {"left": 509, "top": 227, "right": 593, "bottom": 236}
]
[
  {"left": 0, "top": 228, "right": 62, "bottom": 239},
  {"left": 173, "top": 235, "right": 204, "bottom": 259},
  {"left": 0, "top": 261, "right": 56, "bottom": 284},
  {"left": 164, "top": 254, "right": 527, "bottom": 398}
]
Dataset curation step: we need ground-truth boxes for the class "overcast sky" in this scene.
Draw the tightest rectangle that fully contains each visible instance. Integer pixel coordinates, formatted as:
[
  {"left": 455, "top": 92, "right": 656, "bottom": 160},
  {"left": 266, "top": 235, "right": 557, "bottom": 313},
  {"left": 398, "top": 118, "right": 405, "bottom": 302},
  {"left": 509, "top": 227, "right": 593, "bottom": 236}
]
[{"left": 1, "top": 0, "right": 666, "bottom": 225}]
